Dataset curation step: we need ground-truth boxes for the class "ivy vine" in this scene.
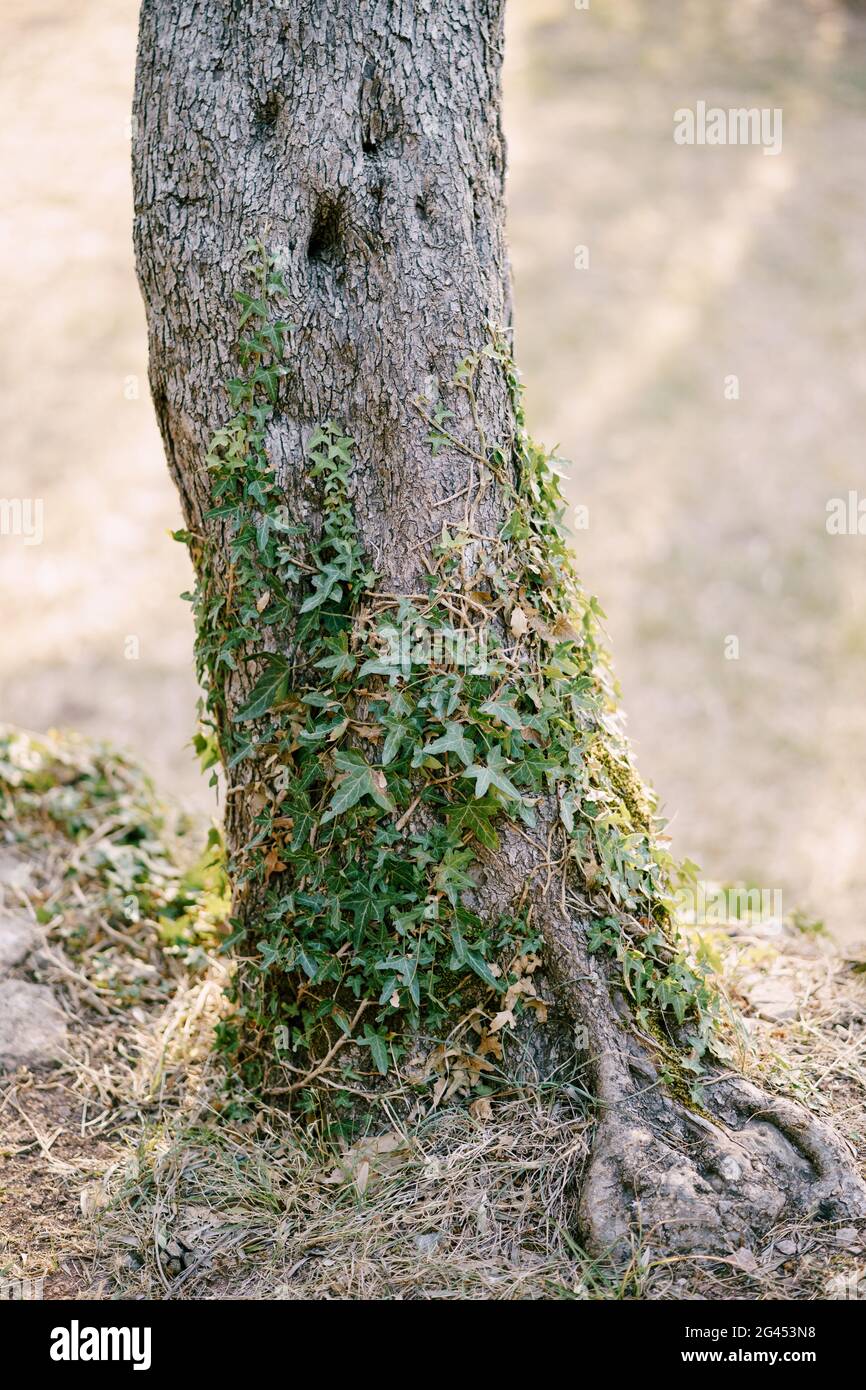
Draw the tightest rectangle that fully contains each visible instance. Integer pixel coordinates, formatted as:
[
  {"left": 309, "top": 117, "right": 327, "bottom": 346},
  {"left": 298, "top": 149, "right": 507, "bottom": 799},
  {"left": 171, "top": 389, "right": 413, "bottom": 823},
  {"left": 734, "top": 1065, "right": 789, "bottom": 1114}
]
[{"left": 176, "top": 240, "right": 719, "bottom": 1110}]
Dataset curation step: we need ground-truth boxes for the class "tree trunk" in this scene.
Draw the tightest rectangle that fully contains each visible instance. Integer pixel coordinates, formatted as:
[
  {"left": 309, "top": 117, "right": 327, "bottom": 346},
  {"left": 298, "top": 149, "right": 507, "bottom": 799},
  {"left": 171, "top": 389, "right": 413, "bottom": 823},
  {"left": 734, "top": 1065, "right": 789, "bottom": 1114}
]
[{"left": 132, "top": 0, "right": 866, "bottom": 1264}]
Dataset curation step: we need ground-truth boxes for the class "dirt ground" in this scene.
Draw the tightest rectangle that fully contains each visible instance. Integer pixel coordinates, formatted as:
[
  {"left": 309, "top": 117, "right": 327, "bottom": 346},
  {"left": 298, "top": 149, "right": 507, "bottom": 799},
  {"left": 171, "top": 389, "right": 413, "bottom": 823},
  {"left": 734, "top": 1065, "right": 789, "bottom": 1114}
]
[{"left": 2, "top": 0, "right": 866, "bottom": 942}]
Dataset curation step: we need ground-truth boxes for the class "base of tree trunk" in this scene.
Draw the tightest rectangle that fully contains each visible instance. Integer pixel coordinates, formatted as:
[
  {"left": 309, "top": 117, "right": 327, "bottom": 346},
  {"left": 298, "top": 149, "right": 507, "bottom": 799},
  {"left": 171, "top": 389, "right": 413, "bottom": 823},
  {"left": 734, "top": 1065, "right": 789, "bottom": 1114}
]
[
  {"left": 476, "top": 825, "right": 866, "bottom": 1265},
  {"left": 581, "top": 1018, "right": 866, "bottom": 1263}
]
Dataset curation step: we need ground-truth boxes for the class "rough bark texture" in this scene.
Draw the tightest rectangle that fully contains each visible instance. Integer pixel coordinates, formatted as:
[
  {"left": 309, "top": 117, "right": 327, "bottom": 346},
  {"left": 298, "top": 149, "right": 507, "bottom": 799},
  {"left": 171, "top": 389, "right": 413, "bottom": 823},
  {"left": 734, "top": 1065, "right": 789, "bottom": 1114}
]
[
  {"left": 133, "top": 0, "right": 866, "bottom": 1264},
  {"left": 133, "top": 0, "right": 511, "bottom": 586}
]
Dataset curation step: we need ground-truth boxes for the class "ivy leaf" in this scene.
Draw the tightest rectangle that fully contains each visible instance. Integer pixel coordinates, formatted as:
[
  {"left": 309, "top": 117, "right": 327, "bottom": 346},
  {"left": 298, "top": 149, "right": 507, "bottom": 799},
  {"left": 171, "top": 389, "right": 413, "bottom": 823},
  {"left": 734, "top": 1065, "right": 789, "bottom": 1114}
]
[
  {"left": 418, "top": 721, "right": 475, "bottom": 768},
  {"left": 461, "top": 746, "right": 523, "bottom": 802},
  {"left": 248, "top": 402, "right": 274, "bottom": 431},
  {"left": 449, "top": 925, "right": 501, "bottom": 991},
  {"left": 289, "top": 809, "right": 314, "bottom": 850},
  {"left": 258, "top": 320, "right": 288, "bottom": 355},
  {"left": 559, "top": 788, "right": 577, "bottom": 835},
  {"left": 465, "top": 950, "right": 501, "bottom": 991},
  {"left": 445, "top": 795, "right": 501, "bottom": 851},
  {"left": 296, "top": 945, "right": 319, "bottom": 980},
  {"left": 205, "top": 503, "right": 243, "bottom": 523},
  {"left": 250, "top": 362, "right": 287, "bottom": 403},
  {"left": 363, "top": 1026, "right": 390, "bottom": 1076},
  {"left": 256, "top": 514, "right": 271, "bottom": 552},
  {"left": 321, "top": 750, "right": 395, "bottom": 823},
  {"left": 226, "top": 376, "right": 253, "bottom": 409},
  {"left": 343, "top": 878, "right": 383, "bottom": 929},
  {"left": 478, "top": 697, "right": 523, "bottom": 729},
  {"left": 357, "top": 655, "right": 400, "bottom": 678},
  {"left": 257, "top": 940, "right": 282, "bottom": 970},
  {"left": 300, "top": 565, "right": 342, "bottom": 613},
  {"left": 233, "top": 290, "right": 269, "bottom": 326},
  {"left": 314, "top": 644, "right": 356, "bottom": 679},
  {"left": 227, "top": 738, "right": 257, "bottom": 769},
  {"left": 233, "top": 654, "right": 291, "bottom": 722},
  {"left": 434, "top": 848, "right": 476, "bottom": 906},
  {"left": 381, "top": 723, "right": 408, "bottom": 766},
  {"left": 246, "top": 479, "right": 271, "bottom": 507},
  {"left": 376, "top": 953, "right": 421, "bottom": 1006}
]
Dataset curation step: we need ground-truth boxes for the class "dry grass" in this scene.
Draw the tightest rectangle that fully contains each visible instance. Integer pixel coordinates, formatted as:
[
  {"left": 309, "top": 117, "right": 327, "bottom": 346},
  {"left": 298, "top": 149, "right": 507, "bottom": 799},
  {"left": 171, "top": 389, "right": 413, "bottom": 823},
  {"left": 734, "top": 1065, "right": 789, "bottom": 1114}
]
[
  {"left": 89, "top": 921, "right": 866, "bottom": 1303},
  {"left": 2, "top": 726, "right": 866, "bottom": 1301},
  {"left": 94, "top": 1095, "right": 593, "bottom": 1301}
]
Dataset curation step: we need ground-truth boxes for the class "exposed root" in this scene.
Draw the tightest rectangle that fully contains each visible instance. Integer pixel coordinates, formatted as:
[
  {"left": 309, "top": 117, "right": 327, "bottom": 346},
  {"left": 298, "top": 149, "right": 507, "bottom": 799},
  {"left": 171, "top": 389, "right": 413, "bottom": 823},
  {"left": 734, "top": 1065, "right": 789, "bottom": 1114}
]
[
  {"left": 580, "top": 1066, "right": 866, "bottom": 1264},
  {"left": 541, "top": 900, "right": 866, "bottom": 1264}
]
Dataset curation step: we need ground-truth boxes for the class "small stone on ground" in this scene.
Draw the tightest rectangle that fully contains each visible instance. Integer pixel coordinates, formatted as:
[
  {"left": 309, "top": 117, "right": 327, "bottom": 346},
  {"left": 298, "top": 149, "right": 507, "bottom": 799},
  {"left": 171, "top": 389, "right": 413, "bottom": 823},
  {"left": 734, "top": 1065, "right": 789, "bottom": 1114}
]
[
  {"left": 0, "top": 911, "right": 39, "bottom": 972},
  {"left": 0, "top": 979, "right": 67, "bottom": 1070}
]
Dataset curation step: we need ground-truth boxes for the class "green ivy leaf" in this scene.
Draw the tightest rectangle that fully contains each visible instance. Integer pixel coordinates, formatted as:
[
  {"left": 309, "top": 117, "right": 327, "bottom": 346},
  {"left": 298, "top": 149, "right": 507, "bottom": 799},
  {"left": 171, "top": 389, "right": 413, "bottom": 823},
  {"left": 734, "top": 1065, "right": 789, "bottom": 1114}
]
[
  {"left": 299, "top": 565, "right": 342, "bottom": 613},
  {"left": 233, "top": 654, "right": 291, "bottom": 722},
  {"left": 559, "top": 788, "right": 577, "bottom": 835},
  {"left": 296, "top": 946, "right": 319, "bottom": 980},
  {"left": 478, "top": 697, "right": 523, "bottom": 729},
  {"left": 381, "top": 723, "right": 409, "bottom": 766},
  {"left": 418, "top": 721, "right": 476, "bottom": 768},
  {"left": 445, "top": 795, "right": 501, "bottom": 851},
  {"left": 450, "top": 925, "right": 501, "bottom": 991},
  {"left": 461, "top": 746, "right": 523, "bottom": 802},
  {"left": 363, "top": 1026, "right": 390, "bottom": 1076},
  {"left": 321, "top": 750, "right": 395, "bottom": 823}
]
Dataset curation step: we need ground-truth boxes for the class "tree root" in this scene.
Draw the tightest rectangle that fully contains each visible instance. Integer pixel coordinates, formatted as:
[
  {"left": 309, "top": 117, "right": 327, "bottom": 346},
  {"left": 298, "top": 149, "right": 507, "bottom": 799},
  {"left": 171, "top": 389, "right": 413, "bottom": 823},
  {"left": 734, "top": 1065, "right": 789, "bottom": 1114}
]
[
  {"left": 546, "top": 903, "right": 866, "bottom": 1263},
  {"left": 580, "top": 1061, "right": 866, "bottom": 1263}
]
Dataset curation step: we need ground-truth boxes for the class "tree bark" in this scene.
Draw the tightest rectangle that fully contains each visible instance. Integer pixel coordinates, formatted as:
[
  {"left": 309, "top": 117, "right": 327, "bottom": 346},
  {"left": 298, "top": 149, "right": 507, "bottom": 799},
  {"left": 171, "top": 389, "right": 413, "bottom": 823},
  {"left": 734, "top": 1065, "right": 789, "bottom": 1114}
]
[{"left": 133, "top": 0, "right": 866, "bottom": 1264}]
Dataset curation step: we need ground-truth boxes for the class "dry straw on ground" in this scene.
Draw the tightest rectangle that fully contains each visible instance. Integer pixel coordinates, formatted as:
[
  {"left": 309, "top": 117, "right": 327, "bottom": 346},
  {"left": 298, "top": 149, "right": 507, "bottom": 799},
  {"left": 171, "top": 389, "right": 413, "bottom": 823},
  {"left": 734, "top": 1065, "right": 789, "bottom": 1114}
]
[{"left": 1, "top": 726, "right": 865, "bottom": 1300}]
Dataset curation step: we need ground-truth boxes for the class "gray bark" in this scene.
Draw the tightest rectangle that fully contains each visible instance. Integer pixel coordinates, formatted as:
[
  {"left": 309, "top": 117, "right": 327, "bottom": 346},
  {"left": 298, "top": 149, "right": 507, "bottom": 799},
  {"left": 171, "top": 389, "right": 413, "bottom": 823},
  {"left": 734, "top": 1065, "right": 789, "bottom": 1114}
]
[
  {"left": 133, "top": 0, "right": 866, "bottom": 1266},
  {"left": 133, "top": 0, "right": 510, "bottom": 588}
]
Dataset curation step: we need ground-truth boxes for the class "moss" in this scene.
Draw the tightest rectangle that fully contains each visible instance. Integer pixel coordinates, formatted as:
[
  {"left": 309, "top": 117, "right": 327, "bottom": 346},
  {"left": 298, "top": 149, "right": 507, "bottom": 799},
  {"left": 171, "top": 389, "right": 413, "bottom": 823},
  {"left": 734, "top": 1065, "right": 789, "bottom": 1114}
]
[{"left": 595, "top": 743, "right": 653, "bottom": 834}]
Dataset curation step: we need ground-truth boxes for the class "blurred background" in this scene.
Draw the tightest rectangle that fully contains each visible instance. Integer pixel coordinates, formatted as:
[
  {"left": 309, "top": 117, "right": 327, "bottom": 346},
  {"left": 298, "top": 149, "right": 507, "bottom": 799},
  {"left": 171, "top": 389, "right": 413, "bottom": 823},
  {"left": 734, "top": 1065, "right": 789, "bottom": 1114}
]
[{"left": 2, "top": 0, "right": 865, "bottom": 940}]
